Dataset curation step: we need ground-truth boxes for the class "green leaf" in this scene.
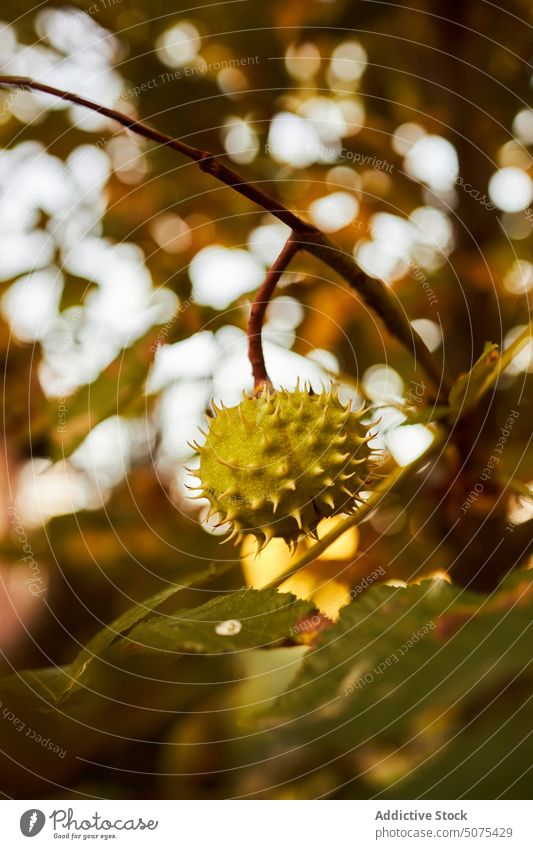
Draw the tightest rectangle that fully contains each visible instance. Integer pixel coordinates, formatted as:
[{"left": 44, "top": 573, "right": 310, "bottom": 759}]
[
  {"left": 59, "top": 561, "right": 231, "bottom": 702},
  {"left": 0, "top": 653, "right": 227, "bottom": 796},
  {"left": 123, "top": 588, "right": 314, "bottom": 655},
  {"left": 262, "top": 572, "right": 533, "bottom": 749},
  {"left": 6, "top": 666, "right": 73, "bottom": 705},
  {"left": 385, "top": 676, "right": 532, "bottom": 799},
  {"left": 448, "top": 342, "right": 499, "bottom": 414},
  {"left": 448, "top": 323, "right": 533, "bottom": 417}
]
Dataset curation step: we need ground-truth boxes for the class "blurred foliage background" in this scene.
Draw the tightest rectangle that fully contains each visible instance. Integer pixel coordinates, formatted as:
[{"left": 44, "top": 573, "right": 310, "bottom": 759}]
[{"left": 0, "top": 0, "right": 531, "bottom": 799}]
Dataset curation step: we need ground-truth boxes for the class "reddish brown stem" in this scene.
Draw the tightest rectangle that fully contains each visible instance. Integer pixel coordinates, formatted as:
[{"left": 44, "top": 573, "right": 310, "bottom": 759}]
[
  {"left": 247, "top": 233, "right": 299, "bottom": 390},
  {"left": 0, "top": 76, "right": 449, "bottom": 395},
  {"left": 0, "top": 76, "right": 306, "bottom": 232}
]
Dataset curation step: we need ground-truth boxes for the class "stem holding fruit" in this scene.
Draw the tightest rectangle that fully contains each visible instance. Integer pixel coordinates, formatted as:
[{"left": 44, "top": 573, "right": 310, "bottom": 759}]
[
  {"left": 0, "top": 75, "right": 448, "bottom": 395},
  {"left": 247, "top": 233, "right": 300, "bottom": 391}
]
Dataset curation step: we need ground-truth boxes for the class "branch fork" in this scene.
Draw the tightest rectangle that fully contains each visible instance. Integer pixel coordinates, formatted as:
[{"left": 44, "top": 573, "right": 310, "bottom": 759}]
[{"left": 0, "top": 75, "right": 448, "bottom": 395}]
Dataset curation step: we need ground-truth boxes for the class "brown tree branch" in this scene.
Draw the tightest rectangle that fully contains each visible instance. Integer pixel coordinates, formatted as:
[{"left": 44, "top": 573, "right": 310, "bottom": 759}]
[
  {"left": 0, "top": 76, "right": 449, "bottom": 394},
  {"left": 247, "top": 232, "right": 299, "bottom": 390},
  {"left": 0, "top": 76, "right": 307, "bottom": 230}
]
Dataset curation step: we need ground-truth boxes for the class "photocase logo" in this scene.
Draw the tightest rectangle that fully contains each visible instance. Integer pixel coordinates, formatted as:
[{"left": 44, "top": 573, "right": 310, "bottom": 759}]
[{"left": 20, "top": 809, "right": 46, "bottom": 837}]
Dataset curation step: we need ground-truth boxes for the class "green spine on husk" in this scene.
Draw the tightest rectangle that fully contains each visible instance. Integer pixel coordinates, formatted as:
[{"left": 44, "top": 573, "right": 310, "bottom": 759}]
[{"left": 190, "top": 384, "right": 375, "bottom": 551}]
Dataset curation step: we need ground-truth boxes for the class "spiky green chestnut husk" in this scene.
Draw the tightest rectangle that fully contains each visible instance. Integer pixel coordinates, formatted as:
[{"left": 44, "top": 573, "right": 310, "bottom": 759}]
[{"left": 191, "top": 385, "right": 374, "bottom": 550}]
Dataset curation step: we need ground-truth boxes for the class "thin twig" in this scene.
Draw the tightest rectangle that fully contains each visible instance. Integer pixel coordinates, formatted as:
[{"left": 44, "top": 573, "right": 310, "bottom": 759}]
[
  {"left": 0, "top": 77, "right": 309, "bottom": 230},
  {"left": 247, "top": 232, "right": 299, "bottom": 390},
  {"left": 0, "top": 75, "right": 448, "bottom": 393}
]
